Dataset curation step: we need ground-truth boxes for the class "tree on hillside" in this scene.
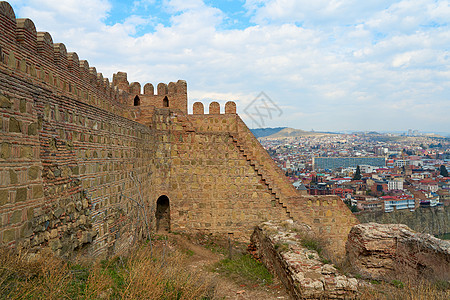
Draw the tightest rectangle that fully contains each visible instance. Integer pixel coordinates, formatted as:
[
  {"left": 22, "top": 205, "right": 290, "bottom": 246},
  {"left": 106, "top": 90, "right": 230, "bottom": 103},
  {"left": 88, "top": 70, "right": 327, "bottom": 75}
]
[
  {"left": 440, "top": 165, "right": 449, "bottom": 177},
  {"left": 353, "top": 165, "right": 362, "bottom": 180}
]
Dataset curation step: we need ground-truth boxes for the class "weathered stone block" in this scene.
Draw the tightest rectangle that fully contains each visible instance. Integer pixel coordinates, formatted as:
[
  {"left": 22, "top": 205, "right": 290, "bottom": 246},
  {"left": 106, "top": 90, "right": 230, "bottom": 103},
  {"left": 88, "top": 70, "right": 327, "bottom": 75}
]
[
  {"left": 0, "top": 189, "right": 9, "bottom": 206},
  {"left": 28, "top": 122, "right": 38, "bottom": 135},
  {"left": 250, "top": 221, "right": 358, "bottom": 299},
  {"left": 53, "top": 208, "right": 64, "bottom": 218},
  {"left": 19, "top": 99, "right": 26, "bottom": 113},
  {"left": 20, "top": 145, "right": 32, "bottom": 159},
  {"left": 28, "top": 166, "right": 40, "bottom": 180},
  {"left": 33, "top": 185, "right": 43, "bottom": 199},
  {"left": 50, "top": 229, "right": 58, "bottom": 239},
  {"left": 15, "top": 187, "right": 27, "bottom": 202},
  {"left": 53, "top": 168, "right": 61, "bottom": 177},
  {"left": 0, "top": 94, "right": 12, "bottom": 108},
  {"left": 20, "top": 221, "right": 33, "bottom": 238},
  {"left": 10, "top": 210, "right": 22, "bottom": 224},
  {"left": 50, "top": 239, "right": 62, "bottom": 251},
  {"left": 1, "top": 143, "right": 11, "bottom": 159},
  {"left": 9, "top": 169, "right": 18, "bottom": 184},
  {"left": 3, "top": 228, "right": 16, "bottom": 243},
  {"left": 9, "top": 117, "right": 21, "bottom": 133},
  {"left": 27, "top": 208, "right": 34, "bottom": 220}
]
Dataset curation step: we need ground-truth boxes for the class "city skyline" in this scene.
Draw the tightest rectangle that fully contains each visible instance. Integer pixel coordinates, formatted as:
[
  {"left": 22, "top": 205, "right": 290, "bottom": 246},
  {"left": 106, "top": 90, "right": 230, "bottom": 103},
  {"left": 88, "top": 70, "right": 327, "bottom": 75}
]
[{"left": 11, "top": 0, "right": 450, "bottom": 132}]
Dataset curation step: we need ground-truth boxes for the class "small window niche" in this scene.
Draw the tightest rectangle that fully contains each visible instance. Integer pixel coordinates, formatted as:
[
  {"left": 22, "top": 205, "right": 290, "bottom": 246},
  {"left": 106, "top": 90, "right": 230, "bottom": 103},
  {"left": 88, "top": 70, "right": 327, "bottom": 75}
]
[
  {"left": 163, "top": 96, "right": 169, "bottom": 108},
  {"left": 134, "top": 95, "right": 140, "bottom": 106}
]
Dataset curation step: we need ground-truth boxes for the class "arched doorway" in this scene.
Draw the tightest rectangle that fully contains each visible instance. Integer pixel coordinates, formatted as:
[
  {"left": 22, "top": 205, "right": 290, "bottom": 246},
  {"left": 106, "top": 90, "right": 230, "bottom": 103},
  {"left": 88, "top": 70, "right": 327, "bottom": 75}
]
[
  {"left": 163, "top": 96, "right": 169, "bottom": 107},
  {"left": 156, "top": 195, "right": 170, "bottom": 232},
  {"left": 134, "top": 95, "right": 140, "bottom": 106}
]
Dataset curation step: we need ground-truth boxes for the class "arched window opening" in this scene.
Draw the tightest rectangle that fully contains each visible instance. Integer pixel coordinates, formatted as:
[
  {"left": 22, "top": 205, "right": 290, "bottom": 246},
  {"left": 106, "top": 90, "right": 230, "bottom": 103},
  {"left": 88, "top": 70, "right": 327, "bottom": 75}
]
[
  {"left": 163, "top": 96, "right": 169, "bottom": 108},
  {"left": 156, "top": 195, "right": 170, "bottom": 232},
  {"left": 134, "top": 95, "right": 140, "bottom": 106}
]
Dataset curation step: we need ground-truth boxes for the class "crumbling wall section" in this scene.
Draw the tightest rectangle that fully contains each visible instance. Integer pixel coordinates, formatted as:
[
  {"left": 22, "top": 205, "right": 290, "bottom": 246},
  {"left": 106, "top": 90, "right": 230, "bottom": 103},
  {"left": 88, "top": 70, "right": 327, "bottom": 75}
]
[
  {"left": 346, "top": 223, "right": 450, "bottom": 282},
  {"left": 250, "top": 221, "right": 359, "bottom": 299}
]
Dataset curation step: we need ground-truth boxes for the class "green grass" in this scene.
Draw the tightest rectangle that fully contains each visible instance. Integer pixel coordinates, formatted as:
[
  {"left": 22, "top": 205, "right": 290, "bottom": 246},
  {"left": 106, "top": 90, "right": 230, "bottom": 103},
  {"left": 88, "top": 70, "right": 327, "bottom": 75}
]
[
  {"left": 435, "top": 233, "right": 450, "bottom": 240},
  {"left": 183, "top": 249, "right": 195, "bottom": 257},
  {"left": 66, "top": 263, "right": 90, "bottom": 298},
  {"left": 301, "top": 236, "right": 323, "bottom": 255},
  {"left": 213, "top": 253, "right": 273, "bottom": 286},
  {"left": 391, "top": 280, "right": 404, "bottom": 288},
  {"left": 320, "top": 258, "right": 331, "bottom": 264},
  {"left": 274, "top": 242, "right": 289, "bottom": 253}
]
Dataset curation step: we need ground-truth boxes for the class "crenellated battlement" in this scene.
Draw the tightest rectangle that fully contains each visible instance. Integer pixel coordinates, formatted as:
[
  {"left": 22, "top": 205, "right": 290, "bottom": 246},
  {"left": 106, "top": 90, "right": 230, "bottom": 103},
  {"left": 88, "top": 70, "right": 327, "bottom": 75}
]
[
  {"left": 192, "top": 101, "right": 237, "bottom": 115},
  {"left": 0, "top": 1, "right": 186, "bottom": 120},
  {"left": 0, "top": 1, "right": 133, "bottom": 116},
  {"left": 113, "top": 71, "right": 189, "bottom": 117}
]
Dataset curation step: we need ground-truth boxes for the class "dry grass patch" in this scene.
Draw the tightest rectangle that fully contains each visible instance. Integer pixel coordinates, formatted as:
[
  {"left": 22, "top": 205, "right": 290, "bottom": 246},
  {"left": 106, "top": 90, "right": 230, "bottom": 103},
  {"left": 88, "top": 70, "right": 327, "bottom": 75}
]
[
  {"left": 358, "top": 279, "right": 450, "bottom": 300},
  {"left": 0, "top": 242, "right": 216, "bottom": 300}
]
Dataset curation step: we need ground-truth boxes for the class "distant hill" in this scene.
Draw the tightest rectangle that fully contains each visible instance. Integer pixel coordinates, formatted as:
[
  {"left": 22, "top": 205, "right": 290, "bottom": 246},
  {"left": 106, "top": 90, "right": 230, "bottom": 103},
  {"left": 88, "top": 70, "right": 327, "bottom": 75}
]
[
  {"left": 260, "top": 127, "right": 336, "bottom": 139},
  {"left": 251, "top": 127, "right": 287, "bottom": 138}
]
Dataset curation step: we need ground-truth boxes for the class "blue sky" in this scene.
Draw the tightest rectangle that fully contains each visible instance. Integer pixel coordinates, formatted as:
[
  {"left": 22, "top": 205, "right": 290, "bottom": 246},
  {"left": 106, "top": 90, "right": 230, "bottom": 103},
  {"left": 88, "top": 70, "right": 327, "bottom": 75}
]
[{"left": 9, "top": 0, "right": 450, "bottom": 133}]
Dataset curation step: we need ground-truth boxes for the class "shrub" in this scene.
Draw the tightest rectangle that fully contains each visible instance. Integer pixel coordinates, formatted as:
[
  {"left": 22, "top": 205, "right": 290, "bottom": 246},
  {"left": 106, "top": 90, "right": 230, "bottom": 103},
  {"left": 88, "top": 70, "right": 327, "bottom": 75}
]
[
  {"left": 301, "top": 236, "right": 323, "bottom": 255},
  {"left": 391, "top": 280, "right": 404, "bottom": 288}
]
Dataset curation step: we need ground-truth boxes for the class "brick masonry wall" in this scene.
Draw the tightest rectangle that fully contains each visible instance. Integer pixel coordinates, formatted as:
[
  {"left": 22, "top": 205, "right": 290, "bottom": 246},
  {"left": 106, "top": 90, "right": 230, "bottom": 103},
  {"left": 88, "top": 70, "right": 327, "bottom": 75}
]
[
  {"left": 0, "top": 1, "right": 358, "bottom": 258},
  {"left": 0, "top": 64, "right": 156, "bottom": 258},
  {"left": 0, "top": 2, "right": 157, "bottom": 258}
]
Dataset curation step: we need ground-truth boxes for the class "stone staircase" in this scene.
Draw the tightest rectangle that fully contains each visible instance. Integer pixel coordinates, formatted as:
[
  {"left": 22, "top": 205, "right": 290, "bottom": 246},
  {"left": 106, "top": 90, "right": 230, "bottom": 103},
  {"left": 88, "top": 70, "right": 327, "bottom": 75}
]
[{"left": 230, "top": 116, "right": 303, "bottom": 220}]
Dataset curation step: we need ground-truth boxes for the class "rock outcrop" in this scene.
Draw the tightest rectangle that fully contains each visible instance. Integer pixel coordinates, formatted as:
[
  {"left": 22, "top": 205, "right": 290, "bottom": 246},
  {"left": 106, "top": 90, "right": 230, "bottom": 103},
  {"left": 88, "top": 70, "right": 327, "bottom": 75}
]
[
  {"left": 346, "top": 223, "right": 450, "bottom": 282},
  {"left": 249, "top": 220, "right": 358, "bottom": 299}
]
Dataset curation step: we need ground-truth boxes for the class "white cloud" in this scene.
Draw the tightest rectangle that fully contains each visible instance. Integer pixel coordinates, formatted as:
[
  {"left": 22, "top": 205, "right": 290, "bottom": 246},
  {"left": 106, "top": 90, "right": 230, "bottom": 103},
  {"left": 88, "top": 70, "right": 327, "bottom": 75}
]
[{"left": 8, "top": 0, "right": 450, "bottom": 133}]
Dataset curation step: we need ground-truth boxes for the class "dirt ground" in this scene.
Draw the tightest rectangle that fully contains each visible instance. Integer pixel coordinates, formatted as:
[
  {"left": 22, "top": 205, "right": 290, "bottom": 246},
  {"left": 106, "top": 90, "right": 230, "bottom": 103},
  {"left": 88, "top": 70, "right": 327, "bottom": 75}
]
[{"left": 168, "top": 233, "right": 290, "bottom": 300}]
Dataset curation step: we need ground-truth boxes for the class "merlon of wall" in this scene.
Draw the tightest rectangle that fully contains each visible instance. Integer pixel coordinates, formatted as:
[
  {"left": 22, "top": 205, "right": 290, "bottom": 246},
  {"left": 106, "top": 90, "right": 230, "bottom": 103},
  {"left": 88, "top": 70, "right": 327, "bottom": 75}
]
[
  {"left": 191, "top": 101, "right": 237, "bottom": 115},
  {"left": 0, "top": 1, "right": 132, "bottom": 116},
  {"left": 0, "top": 2, "right": 184, "bottom": 120}
]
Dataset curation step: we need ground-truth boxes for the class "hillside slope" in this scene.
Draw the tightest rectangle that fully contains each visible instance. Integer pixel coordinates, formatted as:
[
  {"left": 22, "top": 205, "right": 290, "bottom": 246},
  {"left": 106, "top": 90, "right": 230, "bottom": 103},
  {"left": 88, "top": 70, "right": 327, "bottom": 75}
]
[{"left": 260, "top": 127, "right": 336, "bottom": 139}]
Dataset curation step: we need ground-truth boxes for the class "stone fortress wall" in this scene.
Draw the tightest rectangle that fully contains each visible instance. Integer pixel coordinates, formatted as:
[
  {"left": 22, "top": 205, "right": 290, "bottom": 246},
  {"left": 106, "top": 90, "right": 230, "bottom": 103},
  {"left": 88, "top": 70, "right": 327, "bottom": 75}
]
[{"left": 0, "top": 1, "right": 358, "bottom": 259}]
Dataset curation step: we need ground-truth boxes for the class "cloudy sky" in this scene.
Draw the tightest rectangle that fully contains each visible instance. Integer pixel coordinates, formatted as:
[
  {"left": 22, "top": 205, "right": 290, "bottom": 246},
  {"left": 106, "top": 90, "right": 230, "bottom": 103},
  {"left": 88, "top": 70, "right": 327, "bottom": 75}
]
[{"left": 10, "top": 0, "right": 450, "bottom": 133}]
